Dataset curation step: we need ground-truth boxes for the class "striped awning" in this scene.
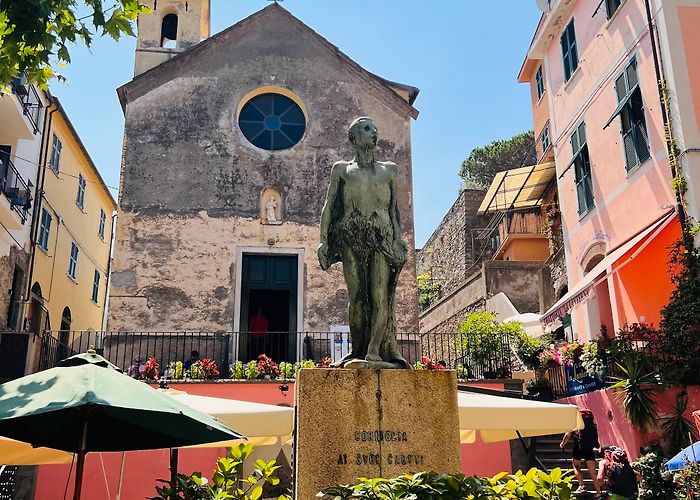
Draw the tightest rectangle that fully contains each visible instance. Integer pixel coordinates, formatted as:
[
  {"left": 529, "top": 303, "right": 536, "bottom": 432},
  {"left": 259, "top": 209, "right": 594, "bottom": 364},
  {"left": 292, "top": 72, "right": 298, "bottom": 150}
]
[{"left": 477, "top": 162, "right": 556, "bottom": 214}]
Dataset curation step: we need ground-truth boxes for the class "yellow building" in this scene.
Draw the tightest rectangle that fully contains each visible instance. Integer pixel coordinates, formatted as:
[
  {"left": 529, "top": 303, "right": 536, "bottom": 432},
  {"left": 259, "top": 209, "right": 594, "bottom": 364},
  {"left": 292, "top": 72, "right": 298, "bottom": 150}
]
[{"left": 29, "top": 96, "right": 116, "bottom": 342}]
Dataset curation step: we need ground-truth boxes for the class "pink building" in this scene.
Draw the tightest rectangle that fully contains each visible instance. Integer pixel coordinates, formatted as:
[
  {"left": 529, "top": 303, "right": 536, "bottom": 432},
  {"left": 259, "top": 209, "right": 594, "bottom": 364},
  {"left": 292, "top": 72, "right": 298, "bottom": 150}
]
[{"left": 521, "top": 0, "right": 699, "bottom": 341}]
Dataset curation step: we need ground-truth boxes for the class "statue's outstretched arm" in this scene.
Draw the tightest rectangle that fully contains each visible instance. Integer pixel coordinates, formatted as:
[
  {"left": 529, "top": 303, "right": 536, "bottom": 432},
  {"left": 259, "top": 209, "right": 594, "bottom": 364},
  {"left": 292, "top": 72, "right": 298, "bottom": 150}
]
[{"left": 318, "top": 162, "right": 343, "bottom": 270}]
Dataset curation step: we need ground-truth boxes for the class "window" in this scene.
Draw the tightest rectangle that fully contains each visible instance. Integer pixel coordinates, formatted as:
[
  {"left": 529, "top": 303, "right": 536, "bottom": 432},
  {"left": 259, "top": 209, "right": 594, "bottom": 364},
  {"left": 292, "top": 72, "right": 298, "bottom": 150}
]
[
  {"left": 98, "top": 209, "right": 106, "bottom": 240},
  {"left": 38, "top": 209, "right": 52, "bottom": 251},
  {"left": 561, "top": 20, "right": 579, "bottom": 82},
  {"left": 161, "top": 14, "right": 178, "bottom": 48},
  {"left": 68, "top": 242, "right": 79, "bottom": 280},
  {"left": 606, "top": 0, "right": 622, "bottom": 18},
  {"left": 535, "top": 66, "right": 545, "bottom": 100},
  {"left": 91, "top": 270, "right": 100, "bottom": 303},
  {"left": 605, "top": 58, "right": 650, "bottom": 170},
  {"left": 570, "top": 122, "right": 595, "bottom": 215},
  {"left": 541, "top": 125, "right": 551, "bottom": 154},
  {"left": 50, "top": 134, "right": 62, "bottom": 173},
  {"left": 76, "top": 174, "right": 86, "bottom": 209},
  {"left": 239, "top": 93, "right": 306, "bottom": 151}
]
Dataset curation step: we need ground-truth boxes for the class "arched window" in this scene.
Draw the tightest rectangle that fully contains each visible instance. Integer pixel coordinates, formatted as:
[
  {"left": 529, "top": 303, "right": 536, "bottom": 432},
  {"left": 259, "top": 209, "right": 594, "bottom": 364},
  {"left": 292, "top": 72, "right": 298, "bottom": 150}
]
[
  {"left": 60, "top": 306, "right": 72, "bottom": 332},
  {"left": 31, "top": 282, "right": 42, "bottom": 298},
  {"left": 160, "top": 14, "right": 178, "bottom": 48},
  {"left": 583, "top": 254, "right": 604, "bottom": 274}
]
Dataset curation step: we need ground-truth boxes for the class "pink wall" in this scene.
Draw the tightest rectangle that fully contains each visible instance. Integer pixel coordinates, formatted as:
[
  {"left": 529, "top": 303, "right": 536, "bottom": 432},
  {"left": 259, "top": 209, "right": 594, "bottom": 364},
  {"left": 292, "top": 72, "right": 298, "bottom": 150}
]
[
  {"left": 35, "top": 380, "right": 516, "bottom": 499},
  {"left": 678, "top": 6, "right": 700, "bottom": 132},
  {"left": 544, "top": 0, "right": 676, "bottom": 341},
  {"left": 560, "top": 386, "right": 700, "bottom": 461}
]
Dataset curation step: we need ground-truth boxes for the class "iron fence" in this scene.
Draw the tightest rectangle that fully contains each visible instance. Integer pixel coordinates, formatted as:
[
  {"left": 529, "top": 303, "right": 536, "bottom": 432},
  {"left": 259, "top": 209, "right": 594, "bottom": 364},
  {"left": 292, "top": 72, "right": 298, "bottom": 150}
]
[
  {"left": 10, "top": 78, "right": 42, "bottom": 134},
  {"left": 0, "top": 152, "right": 31, "bottom": 223},
  {"left": 35, "top": 330, "right": 512, "bottom": 380}
]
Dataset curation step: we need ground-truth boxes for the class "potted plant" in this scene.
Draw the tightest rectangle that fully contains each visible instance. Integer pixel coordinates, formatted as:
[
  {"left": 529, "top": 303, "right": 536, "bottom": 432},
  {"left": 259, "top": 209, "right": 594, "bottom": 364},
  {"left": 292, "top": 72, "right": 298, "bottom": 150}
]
[
  {"left": 256, "top": 354, "right": 280, "bottom": 379},
  {"left": 413, "top": 356, "right": 446, "bottom": 371},
  {"left": 200, "top": 358, "right": 219, "bottom": 379},
  {"left": 142, "top": 357, "right": 159, "bottom": 380}
]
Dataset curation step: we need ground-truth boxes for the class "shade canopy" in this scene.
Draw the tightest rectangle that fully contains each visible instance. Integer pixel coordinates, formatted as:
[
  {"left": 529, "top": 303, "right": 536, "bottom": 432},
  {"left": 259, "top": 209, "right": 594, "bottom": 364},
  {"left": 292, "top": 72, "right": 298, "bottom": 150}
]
[
  {"left": 541, "top": 211, "right": 676, "bottom": 326},
  {"left": 458, "top": 391, "right": 584, "bottom": 443},
  {"left": 666, "top": 441, "right": 700, "bottom": 471},
  {"left": 161, "top": 390, "right": 293, "bottom": 448},
  {"left": 0, "top": 363, "right": 243, "bottom": 453},
  {"left": 0, "top": 437, "right": 74, "bottom": 465},
  {"left": 477, "top": 162, "right": 556, "bottom": 214}
]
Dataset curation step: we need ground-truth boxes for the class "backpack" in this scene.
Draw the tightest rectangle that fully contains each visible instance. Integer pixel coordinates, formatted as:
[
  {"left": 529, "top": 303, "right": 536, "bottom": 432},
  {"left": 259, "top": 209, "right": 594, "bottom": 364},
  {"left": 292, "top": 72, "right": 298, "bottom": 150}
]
[{"left": 607, "top": 460, "right": 638, "bottom": 496}]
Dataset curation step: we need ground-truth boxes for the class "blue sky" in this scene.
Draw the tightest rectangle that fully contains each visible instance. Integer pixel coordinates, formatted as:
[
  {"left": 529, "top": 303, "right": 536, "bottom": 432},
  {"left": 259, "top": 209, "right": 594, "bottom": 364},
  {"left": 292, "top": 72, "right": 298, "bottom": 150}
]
[{"left": 54, "top": 0, "right": 541, "bottom": 247}]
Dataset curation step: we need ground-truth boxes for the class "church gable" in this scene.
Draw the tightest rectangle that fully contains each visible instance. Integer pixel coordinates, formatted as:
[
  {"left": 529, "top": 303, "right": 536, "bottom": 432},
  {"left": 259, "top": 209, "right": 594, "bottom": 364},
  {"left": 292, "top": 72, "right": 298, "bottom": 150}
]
[{"left": 118, "top": 4, "right": 418, "bottom": 119}]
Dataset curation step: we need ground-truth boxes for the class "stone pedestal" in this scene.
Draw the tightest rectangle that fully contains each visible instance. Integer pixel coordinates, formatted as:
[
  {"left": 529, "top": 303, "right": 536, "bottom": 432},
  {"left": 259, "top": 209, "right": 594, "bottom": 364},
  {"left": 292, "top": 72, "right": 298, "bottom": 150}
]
[{"left": 294, "top": 369, "right": 460, "bottom": 499}]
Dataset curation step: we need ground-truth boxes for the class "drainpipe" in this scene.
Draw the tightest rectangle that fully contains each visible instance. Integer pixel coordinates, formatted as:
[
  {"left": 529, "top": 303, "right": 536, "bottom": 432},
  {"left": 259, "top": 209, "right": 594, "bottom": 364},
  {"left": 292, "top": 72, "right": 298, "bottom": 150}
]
[
  {"left": 642, "top": 0, "right": 689, "bottom": 235},
  {"left": 100, "top": 212, "right": 118, "bottom": 332},
  {"left": 25, "top": 97, "right": 59, "bottom": 317}
]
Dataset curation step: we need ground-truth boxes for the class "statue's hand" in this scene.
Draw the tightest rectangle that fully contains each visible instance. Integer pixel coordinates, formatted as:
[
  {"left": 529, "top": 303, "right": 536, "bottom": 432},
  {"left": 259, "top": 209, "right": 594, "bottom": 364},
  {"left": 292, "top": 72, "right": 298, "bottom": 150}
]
[
  {"left": 318, "top": 241, "right": 331, "bottom": 270},
  {"left": 392, "top": 239, "right": 408, "bottom": 264}
]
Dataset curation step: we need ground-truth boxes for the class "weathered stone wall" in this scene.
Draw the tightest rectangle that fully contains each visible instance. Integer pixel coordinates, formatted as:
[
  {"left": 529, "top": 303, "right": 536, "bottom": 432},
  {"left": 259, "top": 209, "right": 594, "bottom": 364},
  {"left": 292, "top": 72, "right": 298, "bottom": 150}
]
[
  {"left": 109, "top": 7, "right": 419, "bottom": 332},
  {"left": 416, "top": 189, "right": 491, "bottom": 299},
  {"left": 0, "top": 246, "right": 29, "bottom": 329},
  {"left": 483, "top": 260, "right": 545, "bottom": 315}
]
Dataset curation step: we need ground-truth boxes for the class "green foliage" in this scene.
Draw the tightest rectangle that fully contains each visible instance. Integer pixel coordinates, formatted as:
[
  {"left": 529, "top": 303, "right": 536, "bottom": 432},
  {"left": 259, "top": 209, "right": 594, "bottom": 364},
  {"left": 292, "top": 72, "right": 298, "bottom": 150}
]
[
  {"left": 293, "top": 360, "right": 315, "bottom": 379},
  {"left": 318, "top": 468, "right": 575, "bottom": 499},
  {"left": 189, "top": 361, "right": 205, "bottom": 380},
  {"left": 660, "top": 391, "right": 697, "bottom": 455},
  {"left": 278, "top": 361, "right": 294, "bottom": 379},
  {"left": 459, "top": 312, "right": 524, "bottom": 375},
  {"left": 634, "top": 442, "right": 676, "bottom": 500},
  {"left": 244, "top": 360, "right": 260, "bottom": 380},
  {"left": 0, "top": 0, "right": 151, "bottom": 90},
  {"left": 459, "top": 130, "right": 536, "bottom": 189},
  {"left": 229, "top": 361, "right": 245, "bottom": 380},
  {"left": 151, "top": 443, "right": 288, "bottom": 500},
  {"left": 608, "top": 355, "right": 661, "bottom": 431},
  {"left": 510, "top": 329, "right": 546, "bottom": 371},
  {"left": 168, "top": 361, "right": 184, "bottom": 380},
  {"left": 659, "top": 239, "right": 700, "bottom": 385},
  {"left": 417, "top": 272, "right": 441, "bottom": 310},
  {"left": 674, "top": 463, "right": 700, "bottom": 500}
]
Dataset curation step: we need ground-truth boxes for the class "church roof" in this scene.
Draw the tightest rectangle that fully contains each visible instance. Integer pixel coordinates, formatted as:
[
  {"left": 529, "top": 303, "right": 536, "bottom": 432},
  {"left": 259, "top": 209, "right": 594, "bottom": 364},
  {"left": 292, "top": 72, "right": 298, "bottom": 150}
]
[{"left": 117, "top": 3, "right": 419, "bottom": 118}]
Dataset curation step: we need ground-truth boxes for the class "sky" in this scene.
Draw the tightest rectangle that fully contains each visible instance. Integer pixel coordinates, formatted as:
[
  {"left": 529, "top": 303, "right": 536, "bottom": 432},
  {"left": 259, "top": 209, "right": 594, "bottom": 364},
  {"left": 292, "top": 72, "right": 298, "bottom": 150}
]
[{"left": 53, "top": 0, "right": 541, "bottom": 247}]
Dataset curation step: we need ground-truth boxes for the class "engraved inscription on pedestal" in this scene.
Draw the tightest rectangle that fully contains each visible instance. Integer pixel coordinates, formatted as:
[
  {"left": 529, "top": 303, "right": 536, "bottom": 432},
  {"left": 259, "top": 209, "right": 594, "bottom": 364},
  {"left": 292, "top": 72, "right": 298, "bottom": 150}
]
[{"left": 295, "top": 369, "right": 460, "bottom": 499}]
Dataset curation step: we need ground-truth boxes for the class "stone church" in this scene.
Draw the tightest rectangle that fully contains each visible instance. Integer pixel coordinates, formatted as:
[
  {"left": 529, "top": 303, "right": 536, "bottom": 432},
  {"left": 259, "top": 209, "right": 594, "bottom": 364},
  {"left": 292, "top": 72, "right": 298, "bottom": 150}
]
[{"left": 108, "top": 1, "right": 420, "bottom": 361}]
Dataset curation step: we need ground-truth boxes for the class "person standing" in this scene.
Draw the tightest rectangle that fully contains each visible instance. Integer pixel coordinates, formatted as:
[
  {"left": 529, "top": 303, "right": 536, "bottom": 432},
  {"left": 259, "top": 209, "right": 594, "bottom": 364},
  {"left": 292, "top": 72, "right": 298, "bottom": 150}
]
[
  {"left": 560, "top": 409, "right": 602, "bottom": 497},
  {"left": 598, "top": 445, "right": 638, "bottom": 500},
  {"left": 249, "top": 306, "right": 269, "bottom": 359}
]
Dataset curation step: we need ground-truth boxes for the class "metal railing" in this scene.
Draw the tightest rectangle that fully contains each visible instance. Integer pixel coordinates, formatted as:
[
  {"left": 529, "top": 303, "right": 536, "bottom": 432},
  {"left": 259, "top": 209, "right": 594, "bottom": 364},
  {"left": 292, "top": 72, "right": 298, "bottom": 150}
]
[
  {"left": 10, "top": 78, "right": 42, "bottom": 134},
  {"left": 35, "top": 330, "right": 513, "bottom": 380},
  {"left": 0, "top": 152, "right": 31, "bottom": 223}
]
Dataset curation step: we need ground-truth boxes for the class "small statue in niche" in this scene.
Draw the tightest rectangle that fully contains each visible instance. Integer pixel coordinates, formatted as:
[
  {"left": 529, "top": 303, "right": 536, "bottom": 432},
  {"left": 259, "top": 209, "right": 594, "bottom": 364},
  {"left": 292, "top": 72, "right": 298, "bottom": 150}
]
[{"left": 265, "top": 197, "right": 278, "bottom": 222}]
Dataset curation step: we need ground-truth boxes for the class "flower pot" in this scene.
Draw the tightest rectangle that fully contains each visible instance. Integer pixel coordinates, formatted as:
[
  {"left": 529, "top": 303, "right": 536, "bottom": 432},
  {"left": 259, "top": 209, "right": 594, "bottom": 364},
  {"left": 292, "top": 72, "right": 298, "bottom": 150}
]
[{"left": 264, "top": 374, "right": 271, "bottom": 380}]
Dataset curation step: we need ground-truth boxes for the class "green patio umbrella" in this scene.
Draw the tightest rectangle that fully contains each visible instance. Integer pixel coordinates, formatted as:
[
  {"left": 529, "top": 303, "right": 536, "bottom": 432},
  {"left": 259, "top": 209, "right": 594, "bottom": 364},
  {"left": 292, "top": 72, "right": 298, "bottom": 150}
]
[{"left": 0, "top": 350, "right": 244, "bottom": 500}]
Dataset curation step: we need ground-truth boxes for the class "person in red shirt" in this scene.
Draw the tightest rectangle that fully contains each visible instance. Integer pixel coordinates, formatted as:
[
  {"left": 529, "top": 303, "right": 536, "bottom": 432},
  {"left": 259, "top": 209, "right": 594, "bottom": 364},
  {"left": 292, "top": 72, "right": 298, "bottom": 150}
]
[{"left": 249, "top": 306, "right": 269, "bottom": 358}]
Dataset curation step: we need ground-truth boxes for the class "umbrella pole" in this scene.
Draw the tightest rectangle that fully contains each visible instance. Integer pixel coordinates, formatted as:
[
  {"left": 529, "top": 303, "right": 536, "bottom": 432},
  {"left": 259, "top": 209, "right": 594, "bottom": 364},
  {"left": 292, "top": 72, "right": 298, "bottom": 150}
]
[
  {"left": 170, "top": 448, "right": 179, "bottom": 498},
  {"left": 116, "top": 451, "right": 126, "bottom": 500},
  {"left": 73, "top": 415, "right": 89, "bottom": 500}
]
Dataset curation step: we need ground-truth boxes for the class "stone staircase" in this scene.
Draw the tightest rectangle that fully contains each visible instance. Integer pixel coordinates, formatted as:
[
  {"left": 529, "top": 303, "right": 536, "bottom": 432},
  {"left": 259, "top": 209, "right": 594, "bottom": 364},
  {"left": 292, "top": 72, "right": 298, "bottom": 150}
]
[{"left": 535, "top": 434, "right": 600, "bottom": 498}]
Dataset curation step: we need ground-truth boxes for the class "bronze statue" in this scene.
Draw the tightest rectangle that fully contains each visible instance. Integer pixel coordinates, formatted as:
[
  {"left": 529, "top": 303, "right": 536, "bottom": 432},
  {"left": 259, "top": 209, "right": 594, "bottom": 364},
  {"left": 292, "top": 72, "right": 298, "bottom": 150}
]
[{"left": 318, "top": 117, "right": 409, "bottom": 368}]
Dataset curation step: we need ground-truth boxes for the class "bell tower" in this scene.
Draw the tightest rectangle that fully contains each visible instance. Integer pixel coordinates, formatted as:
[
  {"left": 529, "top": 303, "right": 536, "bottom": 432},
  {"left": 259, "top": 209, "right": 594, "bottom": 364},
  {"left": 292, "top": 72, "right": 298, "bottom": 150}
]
[{"left": 134, "top": 0, "right": 211, "bottom": 76}]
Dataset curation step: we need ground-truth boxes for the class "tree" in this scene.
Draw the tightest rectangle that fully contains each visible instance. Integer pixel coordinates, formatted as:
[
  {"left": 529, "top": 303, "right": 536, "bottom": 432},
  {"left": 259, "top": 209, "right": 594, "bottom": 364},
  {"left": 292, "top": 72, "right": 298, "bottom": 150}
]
[
  {"left": 0, "top": 0, "right": 150, "bottom": 90},
  {"left": 459, "top": 130, "right": 536, "bottom": 189}
]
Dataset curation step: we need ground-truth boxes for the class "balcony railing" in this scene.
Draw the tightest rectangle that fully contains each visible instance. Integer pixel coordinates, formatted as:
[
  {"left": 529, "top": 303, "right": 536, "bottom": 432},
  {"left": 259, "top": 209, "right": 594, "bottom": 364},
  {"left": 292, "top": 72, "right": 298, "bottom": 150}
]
[
  {"left": 498, "top": 211, "right": 545, "bottom": 241},
  {"left": 35, "top": 330, "right": 513, "bottom": 380},
  {"left": 10, "top": 78, "right": 42, "bottom": 134},
  {"left": 0, "top": 152, "right": 31, "bottom": 223}
]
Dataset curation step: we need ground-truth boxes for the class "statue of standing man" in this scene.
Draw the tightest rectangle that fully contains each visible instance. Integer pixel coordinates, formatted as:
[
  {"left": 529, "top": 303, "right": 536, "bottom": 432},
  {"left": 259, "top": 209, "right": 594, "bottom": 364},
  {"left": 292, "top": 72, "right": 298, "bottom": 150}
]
[{"left": 318, "top": 117, "right": 409, "bottom": 369}]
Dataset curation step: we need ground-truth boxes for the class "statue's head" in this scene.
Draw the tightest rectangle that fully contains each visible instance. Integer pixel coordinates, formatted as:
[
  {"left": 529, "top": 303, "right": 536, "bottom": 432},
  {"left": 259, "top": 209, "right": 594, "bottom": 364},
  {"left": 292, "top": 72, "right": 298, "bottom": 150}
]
[{"left": 348, "top": 117, "right": 377, "bottom": 149}]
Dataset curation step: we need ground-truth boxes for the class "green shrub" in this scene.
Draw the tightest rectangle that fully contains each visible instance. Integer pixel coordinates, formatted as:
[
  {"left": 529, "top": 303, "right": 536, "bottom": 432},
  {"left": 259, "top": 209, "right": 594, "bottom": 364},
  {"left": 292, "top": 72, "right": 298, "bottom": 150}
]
[
  {"left": 674, "top": 462, "right": 700, "bottom": 499},
  {"left": 168, "top": 361, "right": 184, "bottom": 380},
  {"left": 189, "top": 361, "right": 205, "bottom": 380},
  {"left": 244, "top": 360, "right": 260, "bottom": 380},
  {"left": 319, "top": 468, "right": 574, "bottom": 499},
  {"left": 634, "top": 442, "right": 676, "bottom": 500},
  {"left": 293, "top": 360, "right": 315, "bottom": 379},
  {"left": 229, "top": 361, "right": 245, "bottom": 380},
  {"left": 151, "top": 443, "right": 288, "bottom": 500},
  {"left": 278, "top": 361, "right": 294, "bottom": 379}
]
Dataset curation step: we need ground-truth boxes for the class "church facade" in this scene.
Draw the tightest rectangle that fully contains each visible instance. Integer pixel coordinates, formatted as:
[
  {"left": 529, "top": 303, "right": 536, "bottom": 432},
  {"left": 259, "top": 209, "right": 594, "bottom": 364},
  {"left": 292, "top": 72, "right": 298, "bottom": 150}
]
[{"left": 108, "top": 1, "right": 420, "bottom": 361}]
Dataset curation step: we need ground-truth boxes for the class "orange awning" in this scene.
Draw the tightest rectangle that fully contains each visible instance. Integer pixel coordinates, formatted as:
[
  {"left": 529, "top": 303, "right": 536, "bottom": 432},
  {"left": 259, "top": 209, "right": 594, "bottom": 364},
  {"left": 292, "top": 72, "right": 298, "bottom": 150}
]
[{"left": 540, "top": 211, "right": 677, "bottom": 325}]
